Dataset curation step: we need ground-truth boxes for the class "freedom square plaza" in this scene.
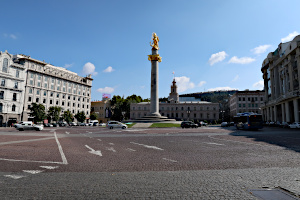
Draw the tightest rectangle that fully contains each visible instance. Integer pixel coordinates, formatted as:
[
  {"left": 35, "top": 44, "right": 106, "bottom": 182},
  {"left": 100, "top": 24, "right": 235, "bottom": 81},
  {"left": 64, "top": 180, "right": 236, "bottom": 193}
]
[{"left": 0, "top": 32, "right": 300, "bottom": 200}]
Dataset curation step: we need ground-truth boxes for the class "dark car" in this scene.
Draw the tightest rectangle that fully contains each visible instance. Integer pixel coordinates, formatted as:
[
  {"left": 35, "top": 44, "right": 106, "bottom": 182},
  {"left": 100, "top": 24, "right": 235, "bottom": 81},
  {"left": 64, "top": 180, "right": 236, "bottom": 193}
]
[{"left": 181, "top": 121, "right": 198, "bottom": 128}]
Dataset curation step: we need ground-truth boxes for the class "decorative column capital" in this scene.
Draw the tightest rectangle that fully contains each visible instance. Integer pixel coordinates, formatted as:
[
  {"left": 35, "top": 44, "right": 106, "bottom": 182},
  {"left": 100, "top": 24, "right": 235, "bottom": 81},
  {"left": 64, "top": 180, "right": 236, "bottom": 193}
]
[{"left": 148, "top": 54, "right": 162, "bottom": 63}]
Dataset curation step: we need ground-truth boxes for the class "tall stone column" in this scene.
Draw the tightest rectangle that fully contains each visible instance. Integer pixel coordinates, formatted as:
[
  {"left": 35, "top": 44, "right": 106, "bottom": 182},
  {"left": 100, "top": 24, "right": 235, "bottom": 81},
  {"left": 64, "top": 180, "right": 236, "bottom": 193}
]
[
  {"left": 148, "top": 33, "right": 162, "bottom": 117},
  {"left": 281, "top": 103, "right": 286, "bottom": 122},
  {"left": 293, "top": 99, "right": 299, "bottom": 122},
  {"left": 285, "top": 101, "right": 290, "bottom": 122}
]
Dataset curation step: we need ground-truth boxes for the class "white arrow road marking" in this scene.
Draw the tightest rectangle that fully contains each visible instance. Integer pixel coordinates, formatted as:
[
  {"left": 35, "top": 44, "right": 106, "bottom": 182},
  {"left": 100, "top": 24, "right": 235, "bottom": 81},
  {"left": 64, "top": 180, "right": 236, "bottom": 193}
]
[
  {"left": 162, "top": 158, "right": 178, "bottom": 163},
  {"left": 4, "top": 175, "right": 26, "bottom": 179},
  {"left": 40, "top": 166, "right": 59, "bottom": 170},
  {"left": 204, "top": 142, "right": 225, "bottom": 146},
  {"left": 126, "top": 148, "right": 136, "bottom": 152},
  {"left": 23, "top": 170, "right": 44, "bottom": 174},
  {"left": 130, "top": 142, "right": 164, "bottom": 151},
  {"left": 85, "top": 145, "right": 102, "bottom": 156},
  {"left": 106, "top": 147, "right": 116, "bottom": 152}
]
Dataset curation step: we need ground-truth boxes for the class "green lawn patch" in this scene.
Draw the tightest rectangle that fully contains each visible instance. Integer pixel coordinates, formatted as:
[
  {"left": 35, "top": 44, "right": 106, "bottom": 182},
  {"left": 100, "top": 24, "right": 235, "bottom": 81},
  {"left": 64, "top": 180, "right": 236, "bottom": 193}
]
[
  {"left": 150, "top": 123, "right": 181, "bottom": 128},
  {"left": 126, "top": 123, "right": 136, "bottom": 128}
]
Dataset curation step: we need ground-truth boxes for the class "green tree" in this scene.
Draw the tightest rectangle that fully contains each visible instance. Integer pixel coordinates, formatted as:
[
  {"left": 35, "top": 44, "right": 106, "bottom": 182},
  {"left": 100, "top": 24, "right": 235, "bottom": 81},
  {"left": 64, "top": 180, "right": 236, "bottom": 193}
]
[
  {"left": 47, "top": 106, "right": 62, "bottom": 123},
  {"left": 90, "top": 112, "right": 98, "bottom": 120},
  {"left": 29, "top": 103, "right": 46, "bottom": 123},
  {"left": 63, "top": 110, "right": 73, "bottom": 124},
  {"left": 75, "top": 111, "right": 86, "bottom": 123}
]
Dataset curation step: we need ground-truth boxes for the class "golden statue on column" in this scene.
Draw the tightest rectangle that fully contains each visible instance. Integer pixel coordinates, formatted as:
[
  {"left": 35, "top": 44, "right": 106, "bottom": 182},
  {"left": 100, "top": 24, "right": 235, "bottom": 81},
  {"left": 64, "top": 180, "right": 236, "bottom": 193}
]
[{"left": 150, "top": 32, "right": 160, "bottom": 50}]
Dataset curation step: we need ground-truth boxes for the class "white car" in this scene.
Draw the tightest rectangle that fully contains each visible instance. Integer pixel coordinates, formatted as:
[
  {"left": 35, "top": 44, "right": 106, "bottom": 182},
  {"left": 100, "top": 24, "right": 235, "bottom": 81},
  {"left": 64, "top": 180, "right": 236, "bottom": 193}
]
[
  {"left": 221, "top": 122, "right": 229, "bottom": 127},
  {"left": 15, "top": 123, "right": 43, "bottom": 131},
  {"left": 289, "top": 122, "right": 300, "bottom": 129},
  {"left": 106, "top": 121, "right": 127, "bottom": 129}
]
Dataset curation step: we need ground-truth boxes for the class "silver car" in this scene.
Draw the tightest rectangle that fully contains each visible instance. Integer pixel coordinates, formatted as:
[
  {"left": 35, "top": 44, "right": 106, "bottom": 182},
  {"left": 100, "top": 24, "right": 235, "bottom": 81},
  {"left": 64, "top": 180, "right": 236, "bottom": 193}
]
[
  {"left": 106, "top": 121, "right": 127, "bottom": 129},
  {"left": 15, "top": 123, "right": 43, "bottom": 131}
]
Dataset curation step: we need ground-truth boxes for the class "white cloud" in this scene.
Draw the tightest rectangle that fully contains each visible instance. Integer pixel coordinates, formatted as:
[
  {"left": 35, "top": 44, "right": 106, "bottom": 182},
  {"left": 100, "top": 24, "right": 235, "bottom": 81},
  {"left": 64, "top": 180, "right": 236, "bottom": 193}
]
[
  {"left": 82, "top": 62, "right": 98, "bottom": 76},
  {"left": 63, "top": 63, "right": 73, "bottom": 68},
  {"left": 208, "top": 51, "right": 228, "bottom": 66},
  {"left": 207, "top": 86, "right": 238, "bottom": 91},
  {"left": 97, "top": 87, "right": 115, "bottom": 94},
  {"left": 198, "top": 81, "right": 206, "bottom": 87},
  {"left": 3, "top": 33, "right": 17, "bottom": 39},
  {"left": 281, "top": 31, "right": 299, "bottom": 43},
  {"left": 228, "top": 56, "right": 255, "bottom": 64},
  {"left": 253, "top": 80, "right": 264, "bottom": 90},
  {"left": 103, "top": 66, "right": 115, "bottom": 73},
  {"left": 232, "top": 75, "right": 239, "bottom": 82},
  {"left": 175, "top": 76, "right": 195, "bottom": 92},
  {"left": 252, "top": 45, "right": 271, "bottom": 55}
]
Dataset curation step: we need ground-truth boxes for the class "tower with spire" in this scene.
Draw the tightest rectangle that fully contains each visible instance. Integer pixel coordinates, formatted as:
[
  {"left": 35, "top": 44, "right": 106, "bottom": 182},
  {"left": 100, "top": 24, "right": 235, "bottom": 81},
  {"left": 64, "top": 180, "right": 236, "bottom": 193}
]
[{"left": 168, "top": 78, "right": 179, "bottom": 103}]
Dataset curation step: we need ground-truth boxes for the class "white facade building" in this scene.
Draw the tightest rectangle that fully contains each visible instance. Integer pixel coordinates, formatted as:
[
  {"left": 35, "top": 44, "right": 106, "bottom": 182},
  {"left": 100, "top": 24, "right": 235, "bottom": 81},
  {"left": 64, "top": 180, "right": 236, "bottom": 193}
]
[
  {"left": 0, "top": 51, "right": 26, "bottom": 126},
  {"left": 13, "top": 54, "right": 93, "bottom": 122}
]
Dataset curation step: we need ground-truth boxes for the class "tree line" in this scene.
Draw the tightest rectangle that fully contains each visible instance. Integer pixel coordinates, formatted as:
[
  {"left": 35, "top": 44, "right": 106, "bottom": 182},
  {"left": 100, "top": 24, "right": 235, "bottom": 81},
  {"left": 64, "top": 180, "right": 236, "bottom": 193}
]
[{"left": 28, "top": 103, "right": 95, "bottom": 124}]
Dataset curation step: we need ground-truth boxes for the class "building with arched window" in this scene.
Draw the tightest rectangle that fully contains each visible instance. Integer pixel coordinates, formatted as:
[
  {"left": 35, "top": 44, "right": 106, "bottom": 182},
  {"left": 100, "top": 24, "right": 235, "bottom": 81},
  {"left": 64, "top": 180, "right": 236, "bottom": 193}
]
[{"left": 0, "top": 51, "right": 26, "bottom": 126}]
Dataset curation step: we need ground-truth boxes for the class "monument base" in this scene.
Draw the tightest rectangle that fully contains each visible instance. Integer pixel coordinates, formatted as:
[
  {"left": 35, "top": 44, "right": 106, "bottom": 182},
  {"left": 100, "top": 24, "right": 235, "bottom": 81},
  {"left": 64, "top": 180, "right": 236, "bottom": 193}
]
[{"left": 124, "top": 115, "right": 176, "bottom": 123}]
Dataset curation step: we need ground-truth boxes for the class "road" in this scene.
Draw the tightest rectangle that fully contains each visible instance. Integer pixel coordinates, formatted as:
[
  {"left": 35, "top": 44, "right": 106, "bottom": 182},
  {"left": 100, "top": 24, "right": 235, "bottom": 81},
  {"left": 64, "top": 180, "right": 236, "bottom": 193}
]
[{"left": 0, "top": 126, "right": 300, "bottom": 199}]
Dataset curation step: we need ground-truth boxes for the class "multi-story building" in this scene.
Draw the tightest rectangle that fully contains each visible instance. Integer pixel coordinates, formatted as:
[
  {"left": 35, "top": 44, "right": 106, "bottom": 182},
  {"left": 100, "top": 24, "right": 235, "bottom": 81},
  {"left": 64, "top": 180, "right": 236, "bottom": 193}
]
[
  {"left": 229, "top": 90, "right": 264, "bottom": 118},
  {"left": 130, "top": 79, "right": 219, "bottom": 122},
  {"left": 0, "top": 51, "right": 27, "bottom": 126},
  {"left": 261, "top": 35, "right": 300, "bottom": 123},
  {"left": 91, "top": 100, "right": 111, "bottom": 123},
  {"left": 13, "top": 54, "right": 93, "bottom": 122}
]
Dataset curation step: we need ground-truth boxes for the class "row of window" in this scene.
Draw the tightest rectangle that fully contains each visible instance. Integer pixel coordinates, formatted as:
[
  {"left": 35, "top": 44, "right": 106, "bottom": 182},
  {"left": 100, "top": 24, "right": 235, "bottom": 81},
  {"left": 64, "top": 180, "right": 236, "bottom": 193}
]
[
  {"left": 238, "top": 104, "right": 259, "bottom": 108},
  {"left": 27, "top": 97, "right": 89, "bottom": 109},
  {"left": 29, "top": 72, "right": 89, "bottom": 91},
  {"left": 133, "top": 112, "right": 217, "bottom": 119},
  {"left": 133, "top": 106, "right": 217, "bottom": 111},
  {"left": 238, "top": 97, "right": 263, "bottom": 102},
  {"left": 0, "top": 103, "right": 17, "bottom": 112},
  {"left": 0, "top": 91, "right": 18, "bottom": 101},
  {"left": 1, "top": 58, "right": 21, "bottom": 77},
  {"left": 26, "top": 104, "right": 89, "bottom": 115},
  {"left": 1, "top": 79, "right": 19, "bottom": 89},
  {"left": 28, "top": 89, "right": 89, "bottom": 102}
]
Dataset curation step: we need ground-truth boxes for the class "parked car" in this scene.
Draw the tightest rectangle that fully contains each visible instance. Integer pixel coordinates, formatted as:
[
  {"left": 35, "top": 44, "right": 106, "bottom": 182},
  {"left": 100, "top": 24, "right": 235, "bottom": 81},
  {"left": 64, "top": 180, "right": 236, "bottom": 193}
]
[
  {"left": 14, "top": 121, "right": 33, "bottom": 128},
  {"left": 15, "top": 123, "right": 43, "bottom": 131},
  {"left": 221, "top": 122, "right": 229, "bottom": 127},
  {"left": 44, "top": 123, "right": 53, "bottom": 127},
  {"left": 58, "top": 122, "right": 68, "bottom": 127},
  {"left": 280, "top": 122, "right": 289, "bottom": 128},
  {"left": 229, "top": 122, "right": 235, "bottom": 126},
  {"left": 51, "top": 123, "right": 58, "bottom": 127},
  {"left": 70, "top": 122, "right": 77, "bottom": 126},
  {"left": 198, "top": 121, "right": 207, "bottom": 127},
  {"left": 288, "top": 122, "right": 300, "bottom": 129},
  {"left": 269, "top": 121, "right": 275, "bottom": 126},
  {"left": 99, "top": 123, "right": 106, "bottom": 127},
  {"left": 181, "top": 121, "right": 198, "bottom": 128},
  {"left": 106, "top": 121, "right": 127, "bottom": 129},
  {"left": 79, "top": 123, "right": 88, "bottom": 126}
]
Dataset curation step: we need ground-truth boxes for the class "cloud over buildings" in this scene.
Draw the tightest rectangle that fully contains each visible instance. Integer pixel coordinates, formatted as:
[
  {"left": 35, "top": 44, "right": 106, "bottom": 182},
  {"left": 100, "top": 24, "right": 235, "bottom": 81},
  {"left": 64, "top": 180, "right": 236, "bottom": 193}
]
[
  {"left": 228, "top": 56, "right": 255, "bottom": 64},
  {"left": 97, "top": 87, "right": 115, "bottom": 94},
  {"left": 207, "top": 86, "right": 238, "bottom": 91},
  {"left": 175, "top": 76, "right": 195, "bottom": 92},
  {"left": 253, "top": 80, "right": 264, "bottom": 90},
  {"left": 208, "top": 51, "right": 228, "bottom": 66},
  {"left": 252, "top": 45, "right": 271, "bottom": 55},
  {"left": 103, "top": 66, "right": 115, "bottom": 73},
  {"left": 82, "top": 62, "right": 98, "bottom": 76},
  {"left": 281, "top": 31, "right": 299, "bottom": 43}
]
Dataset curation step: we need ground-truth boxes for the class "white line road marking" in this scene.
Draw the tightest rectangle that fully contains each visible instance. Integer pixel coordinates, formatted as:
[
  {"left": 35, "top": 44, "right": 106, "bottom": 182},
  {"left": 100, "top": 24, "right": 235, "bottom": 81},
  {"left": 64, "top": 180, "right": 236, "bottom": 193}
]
[
  {"left": 85, "top": 145, "right": 102, "bottom": 156},
  {"left": 126, "top": 148, "right": 136, "bottom": 152},
  {"left": 0, "top": 137, "right": 55, "bottom": 146},
  {"left": 204, "top": 142, "right": 225, "bottom": 146},
  {"left": 162, "top": 158, "right": 178, "bottom": 163},
  {"left": 23, "top": 170, "right": 44, "bottom": 174},
  {"left": 97, "top": 139, "right": 102, "bottom": 142},
  {"left": 54, "top": 132, "right": 68, "bottom": 165},
  {"left": 0, "top": 158, "right": 64, "bottom": 164},
  {"left": 65, "top": 132, "right": 70, "bottom": 134},
  {"left": 130, "top": 142, "right": 164, "bottom": 151},
  {"left": 106, "top": 147, "right": 116, "bottom": 152},
  {"left": 109, "top": 143, "right": 114, "bottom": 145},
  {"left": 40, "top": 166, "right": 59, "bottom": 170},
  {"left": 4, "top": 175, "right": 26, "bottom": 179}
]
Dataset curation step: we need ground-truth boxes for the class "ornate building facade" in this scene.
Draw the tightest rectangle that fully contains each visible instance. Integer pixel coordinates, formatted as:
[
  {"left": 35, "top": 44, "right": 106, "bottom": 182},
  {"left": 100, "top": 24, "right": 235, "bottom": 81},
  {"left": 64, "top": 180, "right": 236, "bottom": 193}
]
[
  {"left": 13, "top": 54, "right": 93, "bottom": 122},
  {"left": 261, "top": 35, "right": 300, "bottom": 123},
  {"left": 0, "top": 51, "right": 26, "bottom": 126},
  {"left": 130, "top": 79, "right": 219, "bottom": 122}
]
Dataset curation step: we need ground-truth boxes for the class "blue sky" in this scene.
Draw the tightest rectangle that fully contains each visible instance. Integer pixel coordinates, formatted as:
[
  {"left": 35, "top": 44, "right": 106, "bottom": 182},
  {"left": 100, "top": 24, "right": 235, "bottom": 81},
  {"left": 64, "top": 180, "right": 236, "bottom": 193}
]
[{"left": 1, "top": 0, "right": 300, "bottom": 100}]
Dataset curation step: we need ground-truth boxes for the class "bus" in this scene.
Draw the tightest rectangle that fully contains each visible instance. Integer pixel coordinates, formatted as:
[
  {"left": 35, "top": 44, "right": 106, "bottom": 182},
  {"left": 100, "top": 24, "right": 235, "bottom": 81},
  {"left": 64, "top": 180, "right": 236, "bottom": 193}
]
[{"left": 233, "top": 112, "right": 263, "bottom": 130}]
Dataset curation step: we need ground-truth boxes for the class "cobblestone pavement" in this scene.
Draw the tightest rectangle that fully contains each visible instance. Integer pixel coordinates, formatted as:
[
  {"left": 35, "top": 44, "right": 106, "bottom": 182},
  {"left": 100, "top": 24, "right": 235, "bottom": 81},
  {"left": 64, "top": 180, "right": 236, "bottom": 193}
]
[{"left": 0, "top": 126, "right": 299, "bottom": 199}]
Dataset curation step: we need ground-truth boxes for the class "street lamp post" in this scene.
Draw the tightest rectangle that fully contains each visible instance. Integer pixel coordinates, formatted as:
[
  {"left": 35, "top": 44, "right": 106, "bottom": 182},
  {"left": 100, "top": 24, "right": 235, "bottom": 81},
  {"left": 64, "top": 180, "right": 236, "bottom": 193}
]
[{"left": 220, "top": 110, "right": 225, "bottom": 122}]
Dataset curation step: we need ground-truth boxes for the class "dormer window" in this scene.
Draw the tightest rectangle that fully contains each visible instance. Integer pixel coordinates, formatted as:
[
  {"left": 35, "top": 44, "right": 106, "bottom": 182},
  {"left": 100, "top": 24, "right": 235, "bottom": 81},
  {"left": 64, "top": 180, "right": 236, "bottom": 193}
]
[{"left": 2, "top": 58, "right": 8, "bottom": 73}]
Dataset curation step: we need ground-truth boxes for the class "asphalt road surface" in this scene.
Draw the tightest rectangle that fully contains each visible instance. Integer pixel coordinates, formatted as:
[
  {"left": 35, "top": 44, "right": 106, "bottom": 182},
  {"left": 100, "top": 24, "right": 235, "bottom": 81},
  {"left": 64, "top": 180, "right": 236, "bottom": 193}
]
[{"left": 0, "top": 126, "right": 300, "bottom": 199}]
